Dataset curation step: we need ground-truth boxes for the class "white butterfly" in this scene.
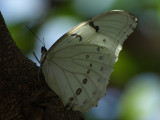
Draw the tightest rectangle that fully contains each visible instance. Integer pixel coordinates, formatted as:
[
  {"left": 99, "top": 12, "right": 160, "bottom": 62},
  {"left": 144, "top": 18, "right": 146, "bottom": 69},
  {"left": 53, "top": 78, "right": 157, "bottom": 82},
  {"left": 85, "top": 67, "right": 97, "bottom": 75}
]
[{"left": 40, "top": 10, "right": 137, "bottom": 112}]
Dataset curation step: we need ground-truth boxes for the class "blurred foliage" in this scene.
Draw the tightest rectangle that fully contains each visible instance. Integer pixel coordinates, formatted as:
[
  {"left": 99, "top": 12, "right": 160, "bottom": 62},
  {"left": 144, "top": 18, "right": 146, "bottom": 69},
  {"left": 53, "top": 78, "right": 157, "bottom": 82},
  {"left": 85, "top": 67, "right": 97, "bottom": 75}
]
[
  {"left": 9, "top": 24, "right": 35, "bottom": 54},
  {"left": 118, "top": 74, "right": 160, "bottom": 120}
]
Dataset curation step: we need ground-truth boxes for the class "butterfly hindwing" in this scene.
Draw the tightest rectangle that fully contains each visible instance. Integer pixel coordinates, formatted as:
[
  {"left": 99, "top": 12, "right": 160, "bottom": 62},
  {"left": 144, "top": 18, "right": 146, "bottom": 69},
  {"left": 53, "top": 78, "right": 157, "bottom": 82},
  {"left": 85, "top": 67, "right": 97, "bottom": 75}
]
[{"left": 41, "top": 10, "right": 137, "bottom": 112}]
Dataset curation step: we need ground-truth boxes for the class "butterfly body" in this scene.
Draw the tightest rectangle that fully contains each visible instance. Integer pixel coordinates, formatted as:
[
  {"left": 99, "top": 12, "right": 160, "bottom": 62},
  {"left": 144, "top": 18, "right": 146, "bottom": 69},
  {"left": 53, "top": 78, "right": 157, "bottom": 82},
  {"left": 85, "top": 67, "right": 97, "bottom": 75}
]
[{"left": 40, "top": 10, "right": 137, "bottom": 112}]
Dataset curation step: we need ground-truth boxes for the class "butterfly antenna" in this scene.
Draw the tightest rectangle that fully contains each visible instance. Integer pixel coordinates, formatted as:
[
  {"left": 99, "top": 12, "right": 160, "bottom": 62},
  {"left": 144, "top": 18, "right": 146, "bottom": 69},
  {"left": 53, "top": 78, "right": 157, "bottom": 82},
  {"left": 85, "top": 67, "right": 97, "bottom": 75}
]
[
  {"left": 25, "top": 25, "right": 45, "bottom": 46},
  {"left": 33, "top": 52, "right": 40, "bottom": 64}
]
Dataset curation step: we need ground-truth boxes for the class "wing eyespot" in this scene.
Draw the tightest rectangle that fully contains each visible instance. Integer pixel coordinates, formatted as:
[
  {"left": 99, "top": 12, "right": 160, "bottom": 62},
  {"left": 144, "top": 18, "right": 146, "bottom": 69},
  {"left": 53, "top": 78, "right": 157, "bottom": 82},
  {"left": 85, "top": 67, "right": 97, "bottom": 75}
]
[
  {"left": 92, "top": 91, "right": 96, "bottom": 95},
  {"left": 87, "top": 69, "right": 90, "bottom": 74},
  {"left": 70, "top": 97, "right": 74, "bottom": 101},
  {"left": 86, "top": 55, "right": 89, "bottom": 59},
  {"left": 103, "top": 39, "right": 106, "bottom": 42},
  {"left": 83, "top": 78, "right": 87, "bottom": 84},
  {"left": 76, "top": 88, "right": 82, "bottom": 95}
]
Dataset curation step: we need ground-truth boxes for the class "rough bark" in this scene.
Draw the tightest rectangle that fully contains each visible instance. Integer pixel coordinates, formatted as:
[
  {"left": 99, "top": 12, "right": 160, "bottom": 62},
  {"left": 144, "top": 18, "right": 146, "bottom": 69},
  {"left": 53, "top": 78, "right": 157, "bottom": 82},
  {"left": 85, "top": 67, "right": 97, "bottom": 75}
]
[{"left": 0, "top": 12, "right": 84, "bottom": 120}]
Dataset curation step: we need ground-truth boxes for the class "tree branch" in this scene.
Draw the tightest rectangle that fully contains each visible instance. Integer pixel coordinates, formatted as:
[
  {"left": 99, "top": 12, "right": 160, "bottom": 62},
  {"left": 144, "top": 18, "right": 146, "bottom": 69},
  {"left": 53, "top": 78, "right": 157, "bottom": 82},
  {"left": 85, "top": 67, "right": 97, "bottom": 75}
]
[{"left": 0, "top": 12, "right": 84, "bottom": 120}]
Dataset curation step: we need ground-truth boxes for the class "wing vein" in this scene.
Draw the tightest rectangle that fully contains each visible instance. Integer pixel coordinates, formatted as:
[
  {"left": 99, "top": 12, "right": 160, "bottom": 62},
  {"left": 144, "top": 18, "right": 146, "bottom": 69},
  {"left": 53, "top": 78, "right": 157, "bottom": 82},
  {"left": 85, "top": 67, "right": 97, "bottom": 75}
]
[{"left": 62, "top": 67, "right": 80, "bottom": 105}]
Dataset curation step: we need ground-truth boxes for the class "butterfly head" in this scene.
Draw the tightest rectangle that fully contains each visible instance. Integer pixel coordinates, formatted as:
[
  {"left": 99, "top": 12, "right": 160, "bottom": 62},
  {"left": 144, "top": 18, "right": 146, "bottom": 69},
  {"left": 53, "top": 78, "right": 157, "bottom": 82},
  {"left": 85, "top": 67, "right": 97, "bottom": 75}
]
[
  {"left": 41, "top": 46, "right": 47, "bottom": 54},
  {"left": 40, "top": 46, "right": 47, "bottom": 64}
]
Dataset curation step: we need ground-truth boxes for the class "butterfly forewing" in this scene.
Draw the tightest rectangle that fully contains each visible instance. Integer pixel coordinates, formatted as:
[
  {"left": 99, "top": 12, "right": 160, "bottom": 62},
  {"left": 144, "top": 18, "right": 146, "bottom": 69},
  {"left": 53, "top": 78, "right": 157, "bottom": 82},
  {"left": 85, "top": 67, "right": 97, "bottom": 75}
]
[{"left": 41, "top": 10, "right": 137, "bottom": 112}]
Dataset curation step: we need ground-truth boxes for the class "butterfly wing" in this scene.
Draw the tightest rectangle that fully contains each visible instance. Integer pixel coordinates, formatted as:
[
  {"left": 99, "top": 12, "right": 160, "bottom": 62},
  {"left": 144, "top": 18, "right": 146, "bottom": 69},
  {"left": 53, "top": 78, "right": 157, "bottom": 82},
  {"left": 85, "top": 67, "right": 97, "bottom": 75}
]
[{"left": 41, "top": 10, "right": 137, "bottom": 112}]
